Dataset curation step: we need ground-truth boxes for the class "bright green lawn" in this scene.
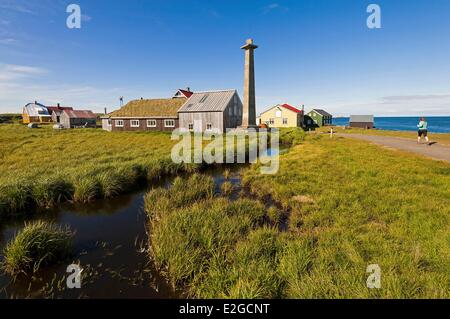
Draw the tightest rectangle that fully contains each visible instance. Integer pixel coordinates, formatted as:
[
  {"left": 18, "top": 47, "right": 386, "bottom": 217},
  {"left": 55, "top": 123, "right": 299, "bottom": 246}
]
[
  {"left": 242, "top": 135, "right": 450, "bottom": 298},
  {"left": 0, "top": 124, "right": 194, "bottom": 215},
  {"left": 146, "top": 134, "right": 450, "bottom": 299}
]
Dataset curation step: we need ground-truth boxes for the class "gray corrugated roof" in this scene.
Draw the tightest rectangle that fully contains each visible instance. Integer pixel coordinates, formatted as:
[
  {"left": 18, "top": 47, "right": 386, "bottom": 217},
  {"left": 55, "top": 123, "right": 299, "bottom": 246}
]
[
  {"left": 312, "top": 109, "right": 333, "bottom": 117},
  {"left": 350, "top": 115, "right": 374, "bottom": 123},
  {"left": 178, "top": 90, "right": 236, "bottom": 113}
]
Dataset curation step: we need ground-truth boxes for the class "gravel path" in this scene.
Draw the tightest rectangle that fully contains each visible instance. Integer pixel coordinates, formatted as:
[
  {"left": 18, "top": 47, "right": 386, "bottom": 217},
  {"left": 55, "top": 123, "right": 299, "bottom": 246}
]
[{"left": 339, "top": 133, "right": 450, "bottom": 163}]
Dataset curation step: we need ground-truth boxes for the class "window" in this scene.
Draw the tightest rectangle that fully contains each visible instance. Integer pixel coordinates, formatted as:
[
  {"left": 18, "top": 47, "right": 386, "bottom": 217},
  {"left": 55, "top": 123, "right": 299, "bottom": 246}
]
[
  {"left": 206, "top": 123, "right": 212, "bottom": 130},
  {"left": 147, "top": 119, "right": 157, "bottom": 128},
  {"left": 199, "top": 94, "right": 209, "bottom": 103},
  {"left": 107, "top": 119, "right": 112, "bottom": 126},
  {"left": 269, "top": 119, "right": 275, "bottom": 125},
  {"left": 283, "top": 118, "right": 288, "bottom": 125},
  {"left": 276, "top": 110, "right": 282, "bottom": 118},
  {"left": 131, "top": 120, "right": 140, "bottom": 127},
  {"left": 188, "top": 123, "right": 194, "bottom": 131},
  {"left": 164, "top": 119, "right": 175, "bottom": 128},
  {"left": 115, "top": 120, "right": 124, "bottom": 127}
]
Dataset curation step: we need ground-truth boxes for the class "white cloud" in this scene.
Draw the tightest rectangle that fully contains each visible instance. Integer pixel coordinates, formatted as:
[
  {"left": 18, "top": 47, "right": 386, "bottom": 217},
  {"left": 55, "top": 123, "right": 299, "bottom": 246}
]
[
  {"left": 0, "top": 38, "right": 18, "bottom": 45},
  {"left": 0, "top": 1, "right": 36, "bottom": 14},
  {"left": 0, "top": 64, "right": 47, "bottom": 82},
  {"left": 261, "top": 3, "right": 289, "bottom": 15}
]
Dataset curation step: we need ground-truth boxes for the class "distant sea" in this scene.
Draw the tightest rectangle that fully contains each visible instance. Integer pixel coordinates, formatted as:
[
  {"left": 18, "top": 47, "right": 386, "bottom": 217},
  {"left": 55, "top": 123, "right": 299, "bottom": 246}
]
[{"left": 333, "top": 117, "right": 450, "bottom": 133}]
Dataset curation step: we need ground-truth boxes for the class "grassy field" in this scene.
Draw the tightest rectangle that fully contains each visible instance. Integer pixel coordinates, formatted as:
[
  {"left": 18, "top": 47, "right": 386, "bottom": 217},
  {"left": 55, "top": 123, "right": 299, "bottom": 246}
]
[
  {"left": 316, "top": 126, "right": 450, "bottom": 146},
  {"left": 1, "top": 123, "right": 449, "bottom": 298},
  {"left": 146, "top": 134, "right": 450, "bottom": 298},
  {"left": 0, "top": 114, "right": 22, "bottom": 124},
  {"left": 0, "top": 124, "right": 199, "bottom": 216}
]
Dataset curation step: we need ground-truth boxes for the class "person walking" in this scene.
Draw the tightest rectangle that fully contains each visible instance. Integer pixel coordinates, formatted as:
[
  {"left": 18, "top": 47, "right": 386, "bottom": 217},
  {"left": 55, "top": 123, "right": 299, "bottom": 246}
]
[{"left": 417, "top": 117, "right": 429, "bottom": 144}]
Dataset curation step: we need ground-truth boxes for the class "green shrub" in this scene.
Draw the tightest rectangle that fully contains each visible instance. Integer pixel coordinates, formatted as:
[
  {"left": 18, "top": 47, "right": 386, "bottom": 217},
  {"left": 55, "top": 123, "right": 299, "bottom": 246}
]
[{"left": 2, "top": 221, "right": 74, "bottom": 275}]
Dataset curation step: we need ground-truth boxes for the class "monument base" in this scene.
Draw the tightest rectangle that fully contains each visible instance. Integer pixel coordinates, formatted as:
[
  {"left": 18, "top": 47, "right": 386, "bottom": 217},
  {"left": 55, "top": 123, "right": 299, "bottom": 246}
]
[{"left": 237, "top": 125, "right": 259, "bottom": 131}]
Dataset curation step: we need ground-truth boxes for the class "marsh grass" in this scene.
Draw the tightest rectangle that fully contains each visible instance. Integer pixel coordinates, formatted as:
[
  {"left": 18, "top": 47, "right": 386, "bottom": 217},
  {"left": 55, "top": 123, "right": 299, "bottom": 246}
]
[
  {"left": 278, "top": 127, "right": 306, "bottom": 146},
  {"left": 2, "top": 221, "right": 74, "bottom": 276},
  {"left": 0, "top": 125, "right": 198, "bottom": 215},
  {"left": 241, "top": 134, "right": 450, "bottom": 298},
  {"left": 220, "top": 181, "right": 234, "bottom": 196},
  {"left": 146, "top": 131, "right": 449, "bottom": 299},
  {"left": 267, "top": 206, "right": 283, "bottom": 226}
]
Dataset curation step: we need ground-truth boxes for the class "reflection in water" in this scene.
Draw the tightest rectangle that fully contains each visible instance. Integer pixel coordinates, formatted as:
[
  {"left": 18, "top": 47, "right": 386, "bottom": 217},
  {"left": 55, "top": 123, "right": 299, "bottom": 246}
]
[
  {"left": 0, "top": 166, "right": 243, "bottom": 299},
  {"left": 0, "top": 190, "right": 175, "bottom": 298}
]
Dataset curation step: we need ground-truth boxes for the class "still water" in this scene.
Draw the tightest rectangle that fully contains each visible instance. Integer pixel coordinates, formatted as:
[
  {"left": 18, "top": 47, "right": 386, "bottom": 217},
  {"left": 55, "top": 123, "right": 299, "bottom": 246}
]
[
  {"left": 333, "top": 116, "right": 450, "bottom": 133},
  {"left": 0, "top": 167, "right": 244, "bottom": 299}
]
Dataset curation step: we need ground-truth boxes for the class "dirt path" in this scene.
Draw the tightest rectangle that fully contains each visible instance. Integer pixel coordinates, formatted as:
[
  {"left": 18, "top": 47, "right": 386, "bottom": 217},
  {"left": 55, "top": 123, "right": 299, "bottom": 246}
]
[{"left": 339, "top": 133, "right": 450, "bottom": 163}]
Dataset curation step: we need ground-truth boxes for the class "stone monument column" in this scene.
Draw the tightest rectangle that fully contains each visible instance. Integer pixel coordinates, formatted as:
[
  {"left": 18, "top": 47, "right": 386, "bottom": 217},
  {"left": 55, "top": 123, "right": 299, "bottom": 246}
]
[{"left": 240, "top": 38, "right": 258, "bottom": 128}]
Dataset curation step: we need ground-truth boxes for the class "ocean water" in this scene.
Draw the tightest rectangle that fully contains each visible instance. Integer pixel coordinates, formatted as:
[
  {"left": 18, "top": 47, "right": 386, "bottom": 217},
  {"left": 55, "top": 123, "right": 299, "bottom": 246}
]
[{"left": 333, "top": 117, "right": 450, "bottom": 133}]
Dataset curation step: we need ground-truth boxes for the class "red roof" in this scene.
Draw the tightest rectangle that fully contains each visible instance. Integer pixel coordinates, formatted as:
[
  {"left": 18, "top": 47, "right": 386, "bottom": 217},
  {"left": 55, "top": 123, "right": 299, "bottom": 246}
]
[
  {"left": 47, "top": 106, "right": 74, "bottom": 113},
  {"left": 281, "top": 104, "right": 303, "bottom": 114},
  {"left": 178, "top": 89, "right": 193, "bottom": 98},
  {"left": 62, "top": 110, "right": 97, "bottom": 119}
]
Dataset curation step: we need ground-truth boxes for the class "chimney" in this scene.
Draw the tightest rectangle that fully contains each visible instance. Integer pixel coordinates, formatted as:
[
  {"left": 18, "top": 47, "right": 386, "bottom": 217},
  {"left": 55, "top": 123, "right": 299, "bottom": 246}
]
[
  {"left": 57, "top": 103, "right": 60, "bottom": 108},
  {"left": 186, "top": 87, "right": 191, "bottom": 92},
  {"left": 104, "top": 107, "right": 107, "bottom": 115}
]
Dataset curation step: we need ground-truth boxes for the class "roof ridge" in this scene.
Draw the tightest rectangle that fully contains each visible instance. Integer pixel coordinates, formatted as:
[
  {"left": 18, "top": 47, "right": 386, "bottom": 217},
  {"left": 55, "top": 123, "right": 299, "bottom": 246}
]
[{"left": 191, "top": 89, "right": 236, "bottom": 94}]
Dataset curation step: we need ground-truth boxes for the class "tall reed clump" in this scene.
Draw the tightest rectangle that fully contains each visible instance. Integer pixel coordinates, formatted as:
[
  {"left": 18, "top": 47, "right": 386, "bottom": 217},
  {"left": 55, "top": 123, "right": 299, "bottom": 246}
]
[
  {"left": 145, "top": 174, "right": 215, "bottom": 219},
  {"left": 2, "top": 221, "right": 74, "bottom": 276},
  {"left": 72, "top": 176, "right": 101, "bottom": 203},
  {"left": 32, "top": 177, "right": 74, "bottom": 208},
  {"left": 0, "top": 182, "right": 33, "bottom": 216},
  {"left": 145, "top": 174, "right": 276, "bottom": 297}
]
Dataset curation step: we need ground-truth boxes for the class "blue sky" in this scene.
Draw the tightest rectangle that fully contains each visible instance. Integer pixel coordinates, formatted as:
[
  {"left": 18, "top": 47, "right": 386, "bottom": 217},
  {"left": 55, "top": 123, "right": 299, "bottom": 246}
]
[{"left": 1, "top": 0, "right": 450, "bottom": 116}]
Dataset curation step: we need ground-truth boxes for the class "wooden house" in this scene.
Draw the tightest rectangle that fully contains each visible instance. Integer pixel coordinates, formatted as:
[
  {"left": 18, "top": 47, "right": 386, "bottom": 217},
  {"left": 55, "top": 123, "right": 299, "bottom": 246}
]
[
  {"left": 173, "top": 88, "right": 193, "bottom": 99},
  {"left": 178, "top": 90, "right": 243, "bottom": 133},
  {"left": 306, "top": 109, "right": 333, "bottom": 127},
  {"left": 350, "top": 115, "right": 374, "bottom": 129},
  {"left": 102, "top": 98, "right": 185, "bottom": 132},
  {"left": 47, "top": 104, "right": 74, "bottom": 123},
  {"left": 60, "top": 110, "right": 97, "bottom": 128},
  {"left": 259, "top": 104, "right": 304, "bottom": 128},
  {"left": 22, "top": 102, "right": 52, "bottom": 124}
]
